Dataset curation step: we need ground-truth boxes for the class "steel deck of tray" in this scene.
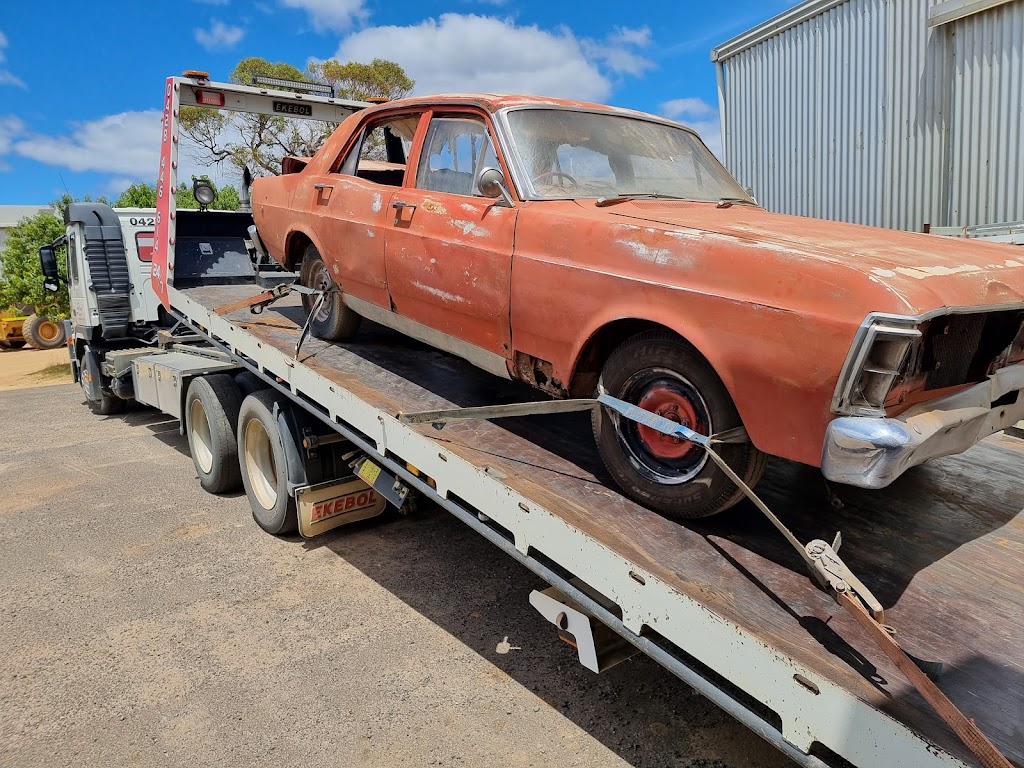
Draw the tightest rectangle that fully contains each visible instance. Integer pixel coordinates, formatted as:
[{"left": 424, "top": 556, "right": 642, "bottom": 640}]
[{"left": 177, "top": 284, "right": 1024, "bottom": 768}]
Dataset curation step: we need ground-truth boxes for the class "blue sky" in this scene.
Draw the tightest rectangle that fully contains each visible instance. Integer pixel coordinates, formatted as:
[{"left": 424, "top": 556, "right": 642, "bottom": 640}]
[{"left": 0, "top": 0, "right": 796, "bottom": 205}]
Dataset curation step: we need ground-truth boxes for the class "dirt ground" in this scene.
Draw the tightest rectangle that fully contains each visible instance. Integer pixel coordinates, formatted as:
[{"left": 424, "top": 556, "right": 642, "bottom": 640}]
[
  {"left": 0, "top": 346, "right": 72, "bottom": 391},
  {"left": 0, "top": 383, "right": 793, "bottom": 768}
]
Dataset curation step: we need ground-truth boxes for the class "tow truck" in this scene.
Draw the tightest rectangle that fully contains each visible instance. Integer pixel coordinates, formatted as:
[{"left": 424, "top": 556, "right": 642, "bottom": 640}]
[{"left": 39, "top": 72, "right": 1023, "bottom": 768}]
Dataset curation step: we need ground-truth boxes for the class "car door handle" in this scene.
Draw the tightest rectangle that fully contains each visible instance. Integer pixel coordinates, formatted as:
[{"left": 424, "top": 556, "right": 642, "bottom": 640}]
[{"left": 391, "top": 201, "right": 416, "bottom": 225}]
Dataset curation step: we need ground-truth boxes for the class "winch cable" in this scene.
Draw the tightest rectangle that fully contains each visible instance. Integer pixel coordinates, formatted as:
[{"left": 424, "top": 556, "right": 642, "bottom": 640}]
[{"left": 400, "top": 392, "right": 1014, "bottom": 768}]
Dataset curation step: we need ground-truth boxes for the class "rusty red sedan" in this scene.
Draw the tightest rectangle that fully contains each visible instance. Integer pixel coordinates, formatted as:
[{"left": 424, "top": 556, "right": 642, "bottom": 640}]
[{"left": 251, "top": 94, "right": 1024, "bottom": 519}]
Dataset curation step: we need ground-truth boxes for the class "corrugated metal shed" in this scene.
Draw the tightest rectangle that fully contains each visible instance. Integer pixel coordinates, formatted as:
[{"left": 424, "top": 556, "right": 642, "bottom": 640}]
[{"left": 711, "top": 0, "right": 1023, "bottom": 232}]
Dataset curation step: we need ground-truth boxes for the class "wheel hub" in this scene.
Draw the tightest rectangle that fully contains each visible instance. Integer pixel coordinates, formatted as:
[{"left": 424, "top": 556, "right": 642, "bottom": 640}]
[
  {"left": 313, "top": 267, "right": 333, "bottom": 323},
  {"left": 636, "top": 385, "right": 705, "bottom": 460}
]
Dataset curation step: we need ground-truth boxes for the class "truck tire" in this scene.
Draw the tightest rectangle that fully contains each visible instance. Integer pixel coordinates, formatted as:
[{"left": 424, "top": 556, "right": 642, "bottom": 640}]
[
  {"left": 593, "top": 330, "right": 767, "bottom": 520},
  {"left": 22, "top": 314, "right": 66, "bottom": 349},
  {"left": 300, "top": 244, "right": 361, "bottom": 342},
  {"left": 81, "top": 345, "right": 124, "bottom": 415},
  {"left": 237, "top": 390, "right": 298, "bottom": 535},
  {"left": 185, "top": 374, "right": 243, "bottom": 494}
]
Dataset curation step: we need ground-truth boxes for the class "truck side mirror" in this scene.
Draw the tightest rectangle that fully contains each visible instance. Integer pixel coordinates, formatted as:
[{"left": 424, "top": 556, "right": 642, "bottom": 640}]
[{"left": 38, "top": 245, "right": 61, "bottom": 292}]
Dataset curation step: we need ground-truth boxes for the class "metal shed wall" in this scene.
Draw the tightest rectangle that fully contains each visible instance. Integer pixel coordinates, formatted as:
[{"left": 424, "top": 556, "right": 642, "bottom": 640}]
[{"left": 713, "top": 0, "right": 1023, "bottom": 232}]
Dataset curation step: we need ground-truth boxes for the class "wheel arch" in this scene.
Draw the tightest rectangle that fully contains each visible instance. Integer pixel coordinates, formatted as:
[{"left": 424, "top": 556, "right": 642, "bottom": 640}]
[
  {"left": 283, "top": 229, "right": 317, "bottom": 272},
  {"left": 567, "top": 315, "right": 755, "bottom": 444}
]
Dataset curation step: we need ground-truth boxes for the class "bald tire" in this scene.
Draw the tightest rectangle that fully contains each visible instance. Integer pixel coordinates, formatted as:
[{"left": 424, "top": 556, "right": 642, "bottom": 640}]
[
  {"left": 593, "top": 330, "right": 767, "bottom": 520},
  {"left": 300, "top": 245, "right": 361, "bottom": 342}
]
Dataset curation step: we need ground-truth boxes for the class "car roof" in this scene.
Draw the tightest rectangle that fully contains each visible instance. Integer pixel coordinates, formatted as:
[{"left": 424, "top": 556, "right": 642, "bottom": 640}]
[{"left": 366, "top": 93, "right": 673, "bottom": 123}]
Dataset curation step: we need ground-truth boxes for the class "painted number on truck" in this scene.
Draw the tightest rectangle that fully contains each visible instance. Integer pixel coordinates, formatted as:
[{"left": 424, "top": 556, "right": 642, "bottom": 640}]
[{"left": 130, "top": 217, "right": 155, "bottom": 226}]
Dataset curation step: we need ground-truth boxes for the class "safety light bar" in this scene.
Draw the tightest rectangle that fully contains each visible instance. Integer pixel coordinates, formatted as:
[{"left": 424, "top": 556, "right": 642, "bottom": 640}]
[{"left": 251, "top": 75, "right": 333, "bottom": 97}]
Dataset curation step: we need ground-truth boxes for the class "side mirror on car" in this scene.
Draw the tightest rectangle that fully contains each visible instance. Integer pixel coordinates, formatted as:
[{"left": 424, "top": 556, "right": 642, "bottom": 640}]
[
  {"left": 38, "top": 245, "right": 62, "bottom": 292},
  {"left": 476, "top": 167, "right": 515, "bottom": 208}
]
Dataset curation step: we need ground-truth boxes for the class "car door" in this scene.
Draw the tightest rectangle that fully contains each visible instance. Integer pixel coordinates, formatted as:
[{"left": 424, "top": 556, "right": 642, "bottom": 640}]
[
  {"left": 385, "top": 113, "right": 517, "bottom": 362},
  {"left": 303, "top": 112, "right": 423, "bottom": 309}
]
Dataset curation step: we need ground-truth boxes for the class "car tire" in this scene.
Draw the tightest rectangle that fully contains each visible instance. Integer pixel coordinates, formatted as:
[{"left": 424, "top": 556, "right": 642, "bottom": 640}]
[
  {"left": 299, "top": 244, "right": 361, "bottom": 341},
  {"left": 185, "top": 374, "right": 243, "bottom": 494},
  {"left": 237, "top": 390, "right": 298, "bottom": 535},
  {"left": 22, "top": 314, "right": 66, "bottom": 349},
  {"left": 593, "top": 330, "right": 767, "bottom": 520}
]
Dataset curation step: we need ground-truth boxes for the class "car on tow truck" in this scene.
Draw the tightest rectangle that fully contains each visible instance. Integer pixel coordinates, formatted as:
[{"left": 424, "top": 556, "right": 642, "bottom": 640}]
[{"left": 249, "top": 94, "right": 1024, "bottom": 519}]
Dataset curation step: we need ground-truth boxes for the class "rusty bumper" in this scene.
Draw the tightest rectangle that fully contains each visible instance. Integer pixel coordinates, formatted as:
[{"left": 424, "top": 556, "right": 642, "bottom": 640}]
[{"left": 822, "top": 362, "right": 1024, "bottom": 488}]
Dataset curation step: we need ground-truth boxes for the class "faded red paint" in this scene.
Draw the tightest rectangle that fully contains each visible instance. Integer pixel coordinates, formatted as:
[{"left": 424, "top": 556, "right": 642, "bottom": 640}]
[{"left": 252, "top": 94, "right": 1024, "bottom": 469}]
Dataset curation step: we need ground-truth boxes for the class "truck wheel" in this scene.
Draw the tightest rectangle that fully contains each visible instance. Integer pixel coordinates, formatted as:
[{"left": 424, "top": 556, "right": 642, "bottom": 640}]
[
  {"left": 237, "top": 390, "right": 298, "bottom": 535},
  {"left": 81, "top": 345, "right": 124, "bottom": 415},
  {"left": 300, "top": 244, "right": 361, "bottom": 341},
  {"left": 593, "top": 330, "right": 767, "bottom": 520},
  {"left": 185, "top": 374, "right": 243, "bottom": 494},
  {"left": 22, "top": 314, "right": 66, "bottom": 349}
]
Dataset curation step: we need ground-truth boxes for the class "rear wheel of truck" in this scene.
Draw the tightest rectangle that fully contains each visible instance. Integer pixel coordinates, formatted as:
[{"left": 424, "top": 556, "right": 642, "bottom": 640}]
[
  {"left": 237, "top": 390, "right": 298, "bottom": 535},
  {"left": 185, "top": 374, "right": 243, "bottom": 494},
  {"left": 22, "top": 314, "right": 66, "bottom": 349},
  {"left": 300, "top": 244, "right": 361, "bottom": 342},
  {"left": 593, "top": 330, "right": 767, "bottom": 520}
]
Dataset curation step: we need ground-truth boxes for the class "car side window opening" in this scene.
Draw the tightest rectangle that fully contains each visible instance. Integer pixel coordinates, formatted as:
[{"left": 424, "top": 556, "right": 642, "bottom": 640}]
[
  {"left": 336, "top": 114, "right": 420, "bottom": 187},
  {"left": 416, "top": 117, "right": 501, "bottom": 197}
]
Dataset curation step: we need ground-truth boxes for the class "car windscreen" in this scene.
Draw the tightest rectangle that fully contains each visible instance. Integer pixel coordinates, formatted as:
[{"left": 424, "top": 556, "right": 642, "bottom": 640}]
[{"left": 505, "top": 108, "right": 752, "bottom": 203}]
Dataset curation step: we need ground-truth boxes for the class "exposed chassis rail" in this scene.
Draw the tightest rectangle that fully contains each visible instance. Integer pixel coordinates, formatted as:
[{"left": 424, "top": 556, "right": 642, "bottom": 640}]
[{"left": 167, "top": 285, "right": 977, "bottom": 768}]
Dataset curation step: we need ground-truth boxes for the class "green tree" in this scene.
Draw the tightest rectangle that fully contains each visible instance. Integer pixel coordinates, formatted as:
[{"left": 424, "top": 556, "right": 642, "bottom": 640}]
[
  {"left": 115, "top": 182, "right": 158, "bottom": 208},
  {"left": 181, "top": 56, "right": 414, "bottom": 177},
  {"left": 113, "top": 180, "right": 239, "bottom": 211},
  {"left": 308, "top": 58, "right": 414, "bottom": 102},
  {"left": 173, "top": 177, "right": 240, "bottom": 211},
  {"left": 0, "top": 209, "right": 67, "bottom": 318}
]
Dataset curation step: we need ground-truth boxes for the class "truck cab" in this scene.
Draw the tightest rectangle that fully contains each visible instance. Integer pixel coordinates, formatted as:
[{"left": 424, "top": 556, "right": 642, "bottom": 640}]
[{"left": 61, "top": 204, "right": 164, "bottom": 339}]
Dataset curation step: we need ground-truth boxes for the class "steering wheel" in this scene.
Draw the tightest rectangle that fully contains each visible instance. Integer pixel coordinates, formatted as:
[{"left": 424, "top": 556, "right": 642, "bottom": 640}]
[{"left": 532, "top": 170, "right": 578, "bottom": 187}]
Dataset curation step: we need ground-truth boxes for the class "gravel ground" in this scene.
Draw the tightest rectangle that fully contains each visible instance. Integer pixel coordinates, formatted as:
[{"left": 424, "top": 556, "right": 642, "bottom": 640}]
[{"left": 0, "top": 384, "right": 793, "bottom": 768}]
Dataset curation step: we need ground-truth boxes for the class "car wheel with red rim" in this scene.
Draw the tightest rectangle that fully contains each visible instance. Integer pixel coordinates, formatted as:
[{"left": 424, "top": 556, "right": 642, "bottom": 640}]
[{"left": 592, "top": 330, "right": 767, "bottom": 519}]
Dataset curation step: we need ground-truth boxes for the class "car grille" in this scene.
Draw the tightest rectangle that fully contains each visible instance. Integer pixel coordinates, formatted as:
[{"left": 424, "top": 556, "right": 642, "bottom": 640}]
[
  {"left": 924, "top": 314, "right": 986, "bottom": 390},
  {"left": 923, "top": 311, "right": 1024, "bottom": 391}
]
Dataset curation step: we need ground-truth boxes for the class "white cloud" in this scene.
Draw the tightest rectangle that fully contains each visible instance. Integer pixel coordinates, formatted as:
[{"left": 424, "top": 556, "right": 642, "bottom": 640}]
[
  {"left": 0, "top": 115, "right": 24, "bottom": 171},
  {"left": 13, "top": 110, "right": 162, "bottom": 177},
  {"left": 335, "top": 14, "right": 619, "bottom": 101},
  {"left": 280, "top": 0, "right": 366, "bottom": 31},
  {"left": 662, "top": 98, "right": 717, "bottom": 120},
  {"left": 0, "top": 115, "right": 24, "bottom": 155},
  {"left": 661, "top": 97, "right": 722, "bottom": 158},
  {"left": 609, "top": 27, "right": 651, "bottom": 47},
  {"left": 0, "top": 29, "right": 26, "bottom": 89},
  {"left": 194, "top": 20, "right": 245, "bottom": 50}
]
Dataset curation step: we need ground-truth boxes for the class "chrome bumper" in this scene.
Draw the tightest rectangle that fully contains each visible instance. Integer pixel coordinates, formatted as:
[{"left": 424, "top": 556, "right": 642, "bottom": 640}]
[{"left": 822, "top": 362, "right": 1024, "bottom": 489}]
